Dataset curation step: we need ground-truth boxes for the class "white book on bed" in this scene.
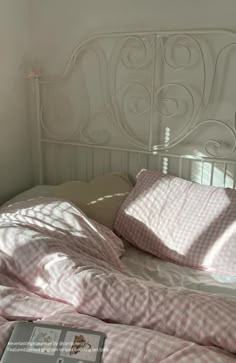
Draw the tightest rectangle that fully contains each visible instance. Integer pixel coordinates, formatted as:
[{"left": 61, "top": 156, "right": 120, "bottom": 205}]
[{"left": 1, "top": 322, "right": 106, "bottom": 363}]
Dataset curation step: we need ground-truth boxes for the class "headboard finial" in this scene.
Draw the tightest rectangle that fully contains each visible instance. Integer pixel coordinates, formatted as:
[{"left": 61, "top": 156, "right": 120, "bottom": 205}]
[{"left": 26, "top": 69, "right": 41, "bottom": 79}]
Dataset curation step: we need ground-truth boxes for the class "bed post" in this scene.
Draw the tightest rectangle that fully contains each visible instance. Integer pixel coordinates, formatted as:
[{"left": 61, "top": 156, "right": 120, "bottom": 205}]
[
  {"left": 28, "top": 69, "right": 44, "bottom": 185},
  {"left": 34, "top": 73, "right": 43, "bottom": 184}
]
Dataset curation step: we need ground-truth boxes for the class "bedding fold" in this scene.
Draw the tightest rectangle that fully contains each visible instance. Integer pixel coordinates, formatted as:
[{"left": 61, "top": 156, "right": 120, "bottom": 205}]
[
  {"left": 0, "top": 198, "right": 235, "bottom": 362},
  {"left": 1, "top": 285, "right": 235, "bottom": 363}
]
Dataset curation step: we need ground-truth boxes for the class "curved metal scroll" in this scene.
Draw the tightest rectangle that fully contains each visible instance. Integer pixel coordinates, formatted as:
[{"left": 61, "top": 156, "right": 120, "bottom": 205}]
[{"left": 34, "top": 29, "right": 236, "bottom": 162}]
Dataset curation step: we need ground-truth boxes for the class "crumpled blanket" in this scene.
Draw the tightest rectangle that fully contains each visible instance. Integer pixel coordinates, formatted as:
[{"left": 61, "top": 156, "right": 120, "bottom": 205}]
[{"left": 0, "top": 198, "right": 235, "bottom": 362}]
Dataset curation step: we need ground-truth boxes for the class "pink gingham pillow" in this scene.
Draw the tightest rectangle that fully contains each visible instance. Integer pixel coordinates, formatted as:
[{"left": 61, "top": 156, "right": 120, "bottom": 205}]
[{"left": 114, "top": 169, "right": 236, "bottom": 276}]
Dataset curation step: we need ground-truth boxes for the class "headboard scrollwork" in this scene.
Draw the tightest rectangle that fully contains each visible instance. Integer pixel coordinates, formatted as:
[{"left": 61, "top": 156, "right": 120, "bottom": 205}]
[{"left": 31, "top": 29, "right": 236, "bottom": 185}]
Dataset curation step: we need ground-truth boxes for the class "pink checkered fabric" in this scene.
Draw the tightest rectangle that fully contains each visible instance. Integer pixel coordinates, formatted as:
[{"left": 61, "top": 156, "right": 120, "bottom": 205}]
[
  {"left": 0, "top": 291, "right": 235, "bottom": 363},
  {"left": 0, "top": 269, "right": 235, "bottom": 363},
  {"left": 0, "top": 198, "right": 236, "bottom": 362},
  {"left": 41, "top": 309, "right": 236, "bottom": 363},
  {"left": 0, "top": 198, "right": 125, "bottom": 279},
  {"left": 114, "top": 169, "right": 236, "bottom": 276}
]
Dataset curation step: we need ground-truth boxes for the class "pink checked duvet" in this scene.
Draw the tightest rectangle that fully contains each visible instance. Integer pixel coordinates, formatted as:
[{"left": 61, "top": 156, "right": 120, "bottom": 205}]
[{"left": 0, "top": 198, "right": 236, "bottom": 362}]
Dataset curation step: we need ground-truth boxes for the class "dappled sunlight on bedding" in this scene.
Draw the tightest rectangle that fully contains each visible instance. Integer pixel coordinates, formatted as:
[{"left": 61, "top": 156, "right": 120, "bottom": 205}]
[
  {"left": 121, "top": 241, "right": 236, "bottom": 299},
  {"left": 87, "top": 192, "right": 129, "bottom": 206},
  {"left": 0, "top": 198, "right": 236, "bottom": 362},
  {"left": 114, "top": 170, "right": 236, "bottom": 276}
]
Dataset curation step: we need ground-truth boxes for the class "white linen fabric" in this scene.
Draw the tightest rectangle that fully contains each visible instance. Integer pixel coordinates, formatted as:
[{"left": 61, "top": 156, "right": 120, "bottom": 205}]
[{"left": 121, "top": 240, "right": 236, "bottom": 300}]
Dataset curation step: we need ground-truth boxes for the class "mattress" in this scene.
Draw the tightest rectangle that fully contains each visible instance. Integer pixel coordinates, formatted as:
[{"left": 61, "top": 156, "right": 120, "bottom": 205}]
[
  {"left": 121, "top": 240, "right": 236, "bottom": 300},
  {"left": 2, "top": 186, "right": 236, "bottom": 300},
  {"left": 0, "top": 185, "right": 56, "bottom": 208}
]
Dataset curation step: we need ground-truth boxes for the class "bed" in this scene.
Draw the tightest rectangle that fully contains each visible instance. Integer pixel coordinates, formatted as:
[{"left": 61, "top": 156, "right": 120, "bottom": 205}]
[{"left": 1, "top": 29, "right": 236, "bottom": 362}]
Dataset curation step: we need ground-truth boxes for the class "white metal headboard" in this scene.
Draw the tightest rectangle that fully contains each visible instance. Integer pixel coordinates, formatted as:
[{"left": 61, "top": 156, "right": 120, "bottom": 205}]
[{"left": 31, "top": 29, "right": 236, "bottom": 187}]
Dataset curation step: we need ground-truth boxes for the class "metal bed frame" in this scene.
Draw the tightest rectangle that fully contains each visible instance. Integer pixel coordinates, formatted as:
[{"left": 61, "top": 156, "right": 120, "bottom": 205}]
[{"left": 30, "top": 29, "right": 236, "bottom": 187}]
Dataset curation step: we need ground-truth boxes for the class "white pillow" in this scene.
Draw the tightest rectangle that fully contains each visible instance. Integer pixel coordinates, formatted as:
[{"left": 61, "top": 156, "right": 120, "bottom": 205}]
[{"left": 53, "top": 172, "right": 133, "bottom": 229}]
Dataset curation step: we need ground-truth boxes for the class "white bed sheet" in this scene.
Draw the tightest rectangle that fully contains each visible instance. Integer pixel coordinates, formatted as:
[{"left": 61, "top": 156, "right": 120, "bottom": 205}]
[
  {"left": 121, "top": 240, "right": 236, "bottom": 300},
  {"left": 2, "top": 186, "right": 236, "bottom": 300},
  {"left": 0, "top": 185, "right": 56, "bottom": 208}
]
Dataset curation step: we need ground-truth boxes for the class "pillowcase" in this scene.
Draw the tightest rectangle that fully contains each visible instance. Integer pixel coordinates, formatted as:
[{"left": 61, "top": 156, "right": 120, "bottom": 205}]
[
  {"left": 53, "top": 172, "right": 133, "bottom": 229},
  {"left": 114, "top": 169, "right": 236, "bottom": 276}
]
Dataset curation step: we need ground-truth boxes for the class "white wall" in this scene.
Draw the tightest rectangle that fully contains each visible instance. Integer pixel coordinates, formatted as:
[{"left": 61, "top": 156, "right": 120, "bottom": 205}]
[
  {"left": 0, "top": 0, "right": 33, "bottom": 205},
  {"left": 30, "top": 0, "right": 236, "bottom": 73}
]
